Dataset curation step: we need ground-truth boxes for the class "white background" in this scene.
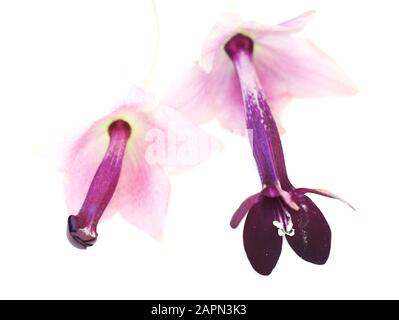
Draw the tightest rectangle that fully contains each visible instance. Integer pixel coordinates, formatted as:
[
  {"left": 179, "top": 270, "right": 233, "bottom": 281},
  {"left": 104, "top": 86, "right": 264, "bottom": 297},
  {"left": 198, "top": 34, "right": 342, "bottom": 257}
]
[{"left": 0, "top": 0, "right": 398, "bottom": 299}]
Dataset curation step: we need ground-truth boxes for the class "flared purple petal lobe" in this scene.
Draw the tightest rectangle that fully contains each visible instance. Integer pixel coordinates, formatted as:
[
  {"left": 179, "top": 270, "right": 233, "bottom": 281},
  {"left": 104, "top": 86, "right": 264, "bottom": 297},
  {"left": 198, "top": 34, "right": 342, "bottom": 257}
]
[
  {"left": 243, "top": 197, "right": 283, "bottom": 275},
  {"left": 230, "top": 192, "right": 262, "bottom": 228},
  {"left": 285, "top": 194, "right": 331, "bottom": 265}
]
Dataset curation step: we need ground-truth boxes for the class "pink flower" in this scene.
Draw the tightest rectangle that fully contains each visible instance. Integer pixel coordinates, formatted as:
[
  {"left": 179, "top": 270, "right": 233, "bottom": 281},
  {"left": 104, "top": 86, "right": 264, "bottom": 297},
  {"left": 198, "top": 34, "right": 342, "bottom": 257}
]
[
  {"left": 64, "top": 88, "right": 218, "bottom": 248},
  {"left": 163, "top": 11, "right": 357, "bottom": 134}
]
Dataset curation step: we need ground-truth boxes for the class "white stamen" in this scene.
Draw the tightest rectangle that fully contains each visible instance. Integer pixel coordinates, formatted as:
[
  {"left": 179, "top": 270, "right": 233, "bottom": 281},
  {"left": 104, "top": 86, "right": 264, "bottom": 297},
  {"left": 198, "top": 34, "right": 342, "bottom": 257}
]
[{"left": 273, "top": 219, "right": 295, "bottom": 237}]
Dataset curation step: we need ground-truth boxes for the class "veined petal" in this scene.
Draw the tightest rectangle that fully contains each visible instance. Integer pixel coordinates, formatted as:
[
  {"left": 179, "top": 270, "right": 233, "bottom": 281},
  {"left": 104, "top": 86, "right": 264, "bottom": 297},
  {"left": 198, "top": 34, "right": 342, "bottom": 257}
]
[
  {"left": 116, "top": 150, "right": 170, "bottom": 240},
  {"left": 161, "top": 63, "right": 217, "bottom": 125},
  {"left": 254, "top": 36, "right": 358, "bottom": 102},
  {"left": 243, "top": 197, "right": 283, "bottom": 275},
  {"left": 285, "top": 194, "right": 331, "bottom": 265},
  {"left": 162, "top": 60, "right": 246, "bottom": 133}
]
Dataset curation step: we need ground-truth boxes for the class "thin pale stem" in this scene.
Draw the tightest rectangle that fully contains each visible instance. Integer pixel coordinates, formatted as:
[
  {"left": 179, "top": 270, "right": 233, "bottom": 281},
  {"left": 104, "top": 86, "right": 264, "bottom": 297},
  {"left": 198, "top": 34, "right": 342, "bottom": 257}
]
[{"left": 144, "top": 0, "right": 160, "bottom": 88}]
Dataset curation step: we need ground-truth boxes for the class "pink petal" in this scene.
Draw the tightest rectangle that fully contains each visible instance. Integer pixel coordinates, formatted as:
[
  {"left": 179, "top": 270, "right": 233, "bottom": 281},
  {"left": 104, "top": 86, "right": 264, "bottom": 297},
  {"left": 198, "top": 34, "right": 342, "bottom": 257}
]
[
  {"left": 113, "top": 105, "right": 219, "bottom": 238},
  {"left": 199, "top": 13, "right": 242, "bottom": 73},
  {"left": 254, "top": 36, "right": 358, "bottom": 102},
  {"left": 162, "top": 60, "right": 246, "bottom": 133},
  {"left": 119, "top": 85, "right": 155, "bottom": 110},
  {"left": 277, "top": 10, "right": 315, "bottom": 31},
  {"left": 238, "top": 11, "right": 314, "bottom": 44},
  {"left": 161, "top": 64, "right": 215, "bottom": 124},
  {"left": 116, "top": 150, "right": 170, "bottom": 240},
  {"left": 212, "top": 56, "right": 247, "bottom": 134},
  {"left": 145, "top": 105, "right": 223, "bottom": 169}
]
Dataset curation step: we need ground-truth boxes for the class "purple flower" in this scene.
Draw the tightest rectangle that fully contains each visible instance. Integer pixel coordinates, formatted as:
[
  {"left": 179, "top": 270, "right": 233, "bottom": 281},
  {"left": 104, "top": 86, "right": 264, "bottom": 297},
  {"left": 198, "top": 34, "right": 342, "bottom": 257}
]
[
  {"left": 227, "top": 30, "right": 356, "bottom": 275},
  {"left": 165, "top": 12, "right": 356, "bottom": 275}
]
